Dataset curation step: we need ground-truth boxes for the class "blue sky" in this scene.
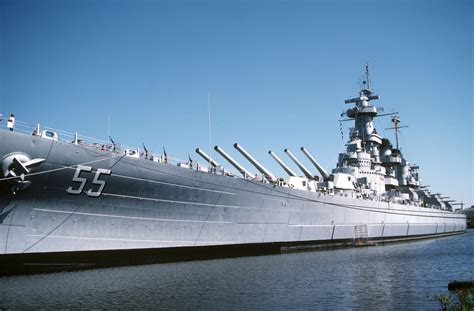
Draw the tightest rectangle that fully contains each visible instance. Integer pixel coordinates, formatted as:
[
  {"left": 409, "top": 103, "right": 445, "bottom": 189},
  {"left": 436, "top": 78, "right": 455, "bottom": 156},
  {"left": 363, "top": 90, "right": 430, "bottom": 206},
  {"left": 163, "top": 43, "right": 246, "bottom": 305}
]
[{"left": 1, "top": 0, "right": 472, "bottom": 205}]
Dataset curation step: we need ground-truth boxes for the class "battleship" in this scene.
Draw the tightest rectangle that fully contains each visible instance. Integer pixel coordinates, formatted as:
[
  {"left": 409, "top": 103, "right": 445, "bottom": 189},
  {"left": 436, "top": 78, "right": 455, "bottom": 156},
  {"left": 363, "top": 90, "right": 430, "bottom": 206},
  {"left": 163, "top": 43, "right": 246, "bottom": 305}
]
[{"left": 0, "top": 67, "right": 466, "bottom": 275}]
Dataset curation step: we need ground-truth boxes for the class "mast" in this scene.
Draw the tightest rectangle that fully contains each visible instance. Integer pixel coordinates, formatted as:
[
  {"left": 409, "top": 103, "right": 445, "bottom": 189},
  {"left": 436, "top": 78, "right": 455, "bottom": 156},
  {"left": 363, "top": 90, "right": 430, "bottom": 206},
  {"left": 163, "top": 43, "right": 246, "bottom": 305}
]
[
  {"left": 344, "top": 64, "right": 381, "bottom": 144},
  {"left": 208, "top": 92, "right": 212, "bottom": 169},
  {"left": 365, "top": 62, "right": 371, "bottom": 91},
  {"left": 393, "top": 115, "right": 400, "bottom": 150},
  {"left": 384, "top": 114, "right": 408, "bottom": 151}
]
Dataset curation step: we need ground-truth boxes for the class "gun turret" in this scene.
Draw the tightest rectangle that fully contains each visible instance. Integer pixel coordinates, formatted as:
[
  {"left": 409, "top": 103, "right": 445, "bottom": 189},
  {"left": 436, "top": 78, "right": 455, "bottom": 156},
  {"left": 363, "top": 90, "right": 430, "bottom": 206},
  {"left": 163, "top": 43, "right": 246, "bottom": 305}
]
[
  {"left": 234, "top": 143, "right": 277, "bottom": 183},
  {"left": 268, "top": 150, "right": 296, "bottom": 177},
  {"left": 284, "top": 149, "right": 315, "bottom": 180},
  {"left": 214, "top": 145, "right": 252, "bottom": 178},
  {"left": 300, "top": 147, "right": 330, "bottom": 180}
]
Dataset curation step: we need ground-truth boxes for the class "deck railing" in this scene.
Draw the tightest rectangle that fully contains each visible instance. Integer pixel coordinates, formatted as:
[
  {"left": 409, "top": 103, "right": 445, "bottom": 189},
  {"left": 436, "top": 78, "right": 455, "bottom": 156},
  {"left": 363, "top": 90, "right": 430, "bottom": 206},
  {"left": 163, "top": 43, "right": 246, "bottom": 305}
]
[{"left": 0, "top": 117, "right": 232, "bottom": 174}]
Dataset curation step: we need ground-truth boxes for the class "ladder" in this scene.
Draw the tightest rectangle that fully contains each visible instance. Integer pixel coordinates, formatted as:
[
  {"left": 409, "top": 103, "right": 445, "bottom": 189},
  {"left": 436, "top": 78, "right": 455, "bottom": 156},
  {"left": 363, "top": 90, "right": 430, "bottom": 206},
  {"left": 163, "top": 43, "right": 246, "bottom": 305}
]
[{"left": 354, "top": 224, "right": 368, "bottom": 245}]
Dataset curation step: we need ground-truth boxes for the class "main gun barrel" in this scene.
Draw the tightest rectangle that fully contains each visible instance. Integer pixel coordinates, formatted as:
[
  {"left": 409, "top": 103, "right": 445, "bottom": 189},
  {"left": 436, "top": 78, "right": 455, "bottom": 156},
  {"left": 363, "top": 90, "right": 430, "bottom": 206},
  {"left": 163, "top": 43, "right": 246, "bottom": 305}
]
[
  {"left": 284, "top": 149, "right": 314, "bottom": 180},
  {"left": 195, "top": 148, "right": 220, "bottom": 168},
  {"left": 234, "top": 143, "right": 277, "bottom": 183},
  {"left": 214, "top": 145, "right": 252, "bottom": 178},
  {"left": 300, "top": 147, "right": 330, "bottom": 180},
  {"left": 268, "top": 150, "right": 296, "bottom": 177}
]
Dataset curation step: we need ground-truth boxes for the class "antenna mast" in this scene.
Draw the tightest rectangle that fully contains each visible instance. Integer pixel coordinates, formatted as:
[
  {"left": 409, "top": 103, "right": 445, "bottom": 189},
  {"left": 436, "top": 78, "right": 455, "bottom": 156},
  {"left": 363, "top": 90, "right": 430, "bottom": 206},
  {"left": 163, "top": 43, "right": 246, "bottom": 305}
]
[
  {"left": 365, "top": 62, "right": 371, "bottom": 91},
  {"left": 208, "top": 92, "right": 212, "bottom": 169}
]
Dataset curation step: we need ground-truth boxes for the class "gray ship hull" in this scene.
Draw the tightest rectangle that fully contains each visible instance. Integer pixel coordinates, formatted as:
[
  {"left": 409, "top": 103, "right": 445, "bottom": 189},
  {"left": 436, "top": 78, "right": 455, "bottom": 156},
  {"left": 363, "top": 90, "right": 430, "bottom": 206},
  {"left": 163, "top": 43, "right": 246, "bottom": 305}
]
[{"left": 0, "top": 130, "right": 467, "bottom": 274}]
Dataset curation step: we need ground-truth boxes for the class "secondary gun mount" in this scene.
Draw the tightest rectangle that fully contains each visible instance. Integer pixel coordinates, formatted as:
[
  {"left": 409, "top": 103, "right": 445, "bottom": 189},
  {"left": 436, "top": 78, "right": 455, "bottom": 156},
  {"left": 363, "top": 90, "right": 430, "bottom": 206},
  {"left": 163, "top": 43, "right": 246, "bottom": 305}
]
[
  {"left": 214, "top": 145, "right": 253, "bottom": 178},
  {"left": 284, "top": 149, "right": 315, "bottom": 180},
  {"left": 234, "top": 143, "right": 277, "bottom": 183},
  {"left": 300, "top": 147, "right": 330, "bottom": 180},
  {"left": 268, "top": 150, "right": 296, "bottom": 177}
]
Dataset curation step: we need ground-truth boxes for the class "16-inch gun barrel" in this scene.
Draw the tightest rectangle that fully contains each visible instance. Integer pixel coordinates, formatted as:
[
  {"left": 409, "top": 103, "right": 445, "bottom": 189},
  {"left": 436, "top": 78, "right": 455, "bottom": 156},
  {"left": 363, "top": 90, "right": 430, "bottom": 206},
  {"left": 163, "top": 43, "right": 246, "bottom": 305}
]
[
  {"left": 268, "top": 150, "right": 296, "bottom": 177},
  {"left": 195, "top": 148, "right": 220, "bottom": 168},
  {"left": 234, "top": 143, "right": 277, "bottom": 183},
  {"left": 300, "top": 147, "right": 330, "bottom": 180},
  {"left": 284, "top": 149, "right": 314, "bottom": 180},
  {"left": 214, "top": 145, "right": 252, "bottom": 178}
]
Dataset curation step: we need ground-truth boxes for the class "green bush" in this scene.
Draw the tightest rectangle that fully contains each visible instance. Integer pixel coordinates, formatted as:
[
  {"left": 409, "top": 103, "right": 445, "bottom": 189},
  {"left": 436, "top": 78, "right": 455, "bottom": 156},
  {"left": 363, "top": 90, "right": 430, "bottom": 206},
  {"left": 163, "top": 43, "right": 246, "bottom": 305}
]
[{"left": 430, "top": 289, "right": 474, "bottom": 311}]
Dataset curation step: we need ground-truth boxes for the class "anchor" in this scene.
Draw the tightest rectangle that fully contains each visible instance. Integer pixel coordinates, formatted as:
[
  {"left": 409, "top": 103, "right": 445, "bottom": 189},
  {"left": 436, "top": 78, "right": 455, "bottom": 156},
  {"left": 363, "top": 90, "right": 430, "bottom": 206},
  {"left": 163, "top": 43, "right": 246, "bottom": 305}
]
[{"left": 2, "top": 153, "right": 45, "bottom": 193}]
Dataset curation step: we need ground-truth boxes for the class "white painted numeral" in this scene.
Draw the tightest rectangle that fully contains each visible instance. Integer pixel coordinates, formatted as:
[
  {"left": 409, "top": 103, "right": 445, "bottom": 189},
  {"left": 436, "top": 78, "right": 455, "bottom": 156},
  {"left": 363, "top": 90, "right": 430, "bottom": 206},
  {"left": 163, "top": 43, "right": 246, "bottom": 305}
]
[
  {"left": 67, "top": 165, "right": 92, "bottom": 195},
  {"left": 66, "top": 166, "right": 111, "bottom": 197},
  {"left": 86, "top": 168, "right": 111, "bottom": 197}
]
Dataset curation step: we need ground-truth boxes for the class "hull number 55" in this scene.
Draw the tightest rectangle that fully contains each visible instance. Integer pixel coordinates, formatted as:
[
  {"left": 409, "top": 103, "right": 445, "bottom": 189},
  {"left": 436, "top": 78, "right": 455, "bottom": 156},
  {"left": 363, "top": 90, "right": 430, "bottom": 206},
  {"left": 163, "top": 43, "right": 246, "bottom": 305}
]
[{"left": 67, "top": 165, "right": 112, "bottom": 197}]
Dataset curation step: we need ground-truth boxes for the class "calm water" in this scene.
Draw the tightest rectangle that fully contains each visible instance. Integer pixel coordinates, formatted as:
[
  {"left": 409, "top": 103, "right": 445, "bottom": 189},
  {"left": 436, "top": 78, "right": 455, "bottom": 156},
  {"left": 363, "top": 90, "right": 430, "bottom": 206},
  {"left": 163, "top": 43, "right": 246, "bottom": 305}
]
[{"left": 1, "top": 231, "right": 473, "bottom": 310}]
